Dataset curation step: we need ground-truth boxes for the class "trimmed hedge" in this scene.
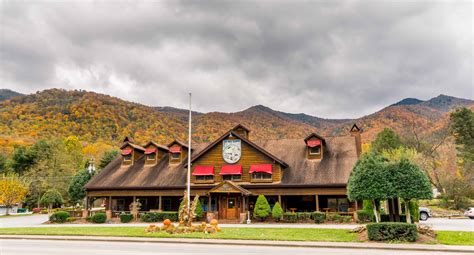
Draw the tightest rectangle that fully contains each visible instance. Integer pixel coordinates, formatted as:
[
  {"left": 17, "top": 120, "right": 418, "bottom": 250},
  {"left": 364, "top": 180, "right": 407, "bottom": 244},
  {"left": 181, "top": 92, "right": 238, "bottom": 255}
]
[
  {"left": 282, "top": 212, "right": 297, "bottom": 223},
  {"left": 91, "top": 213, "right": 107, "bottom": 223},
  {"left": 49, "top": 211, "right": 70, "bottom": 223},
  {"left": 141, "top": 211, "right": 178, "bottom": 222},
  {"left": 312, "top": 212, "right": 326, "bottom": 224},
  {"left": 120, "top": 213, "right": 133, "bottom": 223},
  {"left": 296, "top": 212, "right": 312, "bottom": 221},
  {"left": 367, "top": 222, "right": 418, "bottom": 242},
  {"left": 357, "top": 210, "right": 373, "bottom": 223}
]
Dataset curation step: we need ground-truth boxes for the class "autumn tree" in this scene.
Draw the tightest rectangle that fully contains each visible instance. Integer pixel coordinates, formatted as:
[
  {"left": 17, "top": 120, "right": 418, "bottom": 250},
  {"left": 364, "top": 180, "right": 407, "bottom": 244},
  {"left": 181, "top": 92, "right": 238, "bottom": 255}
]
[
  {"left": 0, "top": 154, "right": 7, "bottom": 174},
  {"left": 0, "top": 175, "right": 28, "bottom": 215}
]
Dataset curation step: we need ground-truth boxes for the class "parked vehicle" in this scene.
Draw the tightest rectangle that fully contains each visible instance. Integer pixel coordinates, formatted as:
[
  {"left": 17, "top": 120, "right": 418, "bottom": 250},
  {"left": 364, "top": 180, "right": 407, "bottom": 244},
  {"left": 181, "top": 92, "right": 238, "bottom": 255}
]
[
  {"left": 464, "top": 207, "right": 474, "bottom": 219},
  {"left": 419, "top": 207, "right": 431, "bottom": 221}
]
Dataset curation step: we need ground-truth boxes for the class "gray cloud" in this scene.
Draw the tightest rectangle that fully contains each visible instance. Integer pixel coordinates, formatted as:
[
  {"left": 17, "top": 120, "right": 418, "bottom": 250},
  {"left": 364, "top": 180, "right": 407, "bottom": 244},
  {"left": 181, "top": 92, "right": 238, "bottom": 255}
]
[{"left": 1, "top": 0, "right": 472, "bottom": 118}]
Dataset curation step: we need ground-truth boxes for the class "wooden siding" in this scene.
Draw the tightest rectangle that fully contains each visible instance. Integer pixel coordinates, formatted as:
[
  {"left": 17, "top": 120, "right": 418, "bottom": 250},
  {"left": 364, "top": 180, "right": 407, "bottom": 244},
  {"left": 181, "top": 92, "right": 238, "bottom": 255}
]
[{"left": 191, "top": 136, "right": 283, "bottom": 184}]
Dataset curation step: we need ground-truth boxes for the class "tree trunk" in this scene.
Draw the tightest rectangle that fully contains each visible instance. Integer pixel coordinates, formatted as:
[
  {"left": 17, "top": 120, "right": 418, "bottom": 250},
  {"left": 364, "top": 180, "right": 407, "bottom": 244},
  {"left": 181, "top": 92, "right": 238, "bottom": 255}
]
[
  {"left": 372, "top": 200, "right": 380, "bottom": 223},
  {"left": 5, "top": 205, "right": 10, "bottom": 216},
  {"left": 405, "top": 200, "right": 411, "bottom": 224}
]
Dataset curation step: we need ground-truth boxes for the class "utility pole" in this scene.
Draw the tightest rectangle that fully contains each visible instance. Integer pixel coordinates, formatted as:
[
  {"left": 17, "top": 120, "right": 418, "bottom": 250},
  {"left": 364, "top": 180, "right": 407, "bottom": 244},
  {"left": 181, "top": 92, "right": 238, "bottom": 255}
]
[{"left": 187, "top": 93, "right": 192, "bottom": 212}]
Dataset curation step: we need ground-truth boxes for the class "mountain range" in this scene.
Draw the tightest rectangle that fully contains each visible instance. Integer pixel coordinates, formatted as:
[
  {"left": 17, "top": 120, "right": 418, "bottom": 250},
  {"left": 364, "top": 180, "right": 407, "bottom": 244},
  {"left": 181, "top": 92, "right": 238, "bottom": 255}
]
[{"left": 0, "top": 88, "right": 472, "bottom": 155}]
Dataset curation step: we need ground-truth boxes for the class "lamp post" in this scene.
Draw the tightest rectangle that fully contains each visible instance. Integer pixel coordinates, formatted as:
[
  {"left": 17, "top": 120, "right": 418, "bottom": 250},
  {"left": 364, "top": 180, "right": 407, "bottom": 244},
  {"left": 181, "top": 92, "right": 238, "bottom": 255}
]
[
  {"left": 187, "top": 93, "right": 192, "bottom": 213},
  {"left": 87, "top": 158, "right": 96, "bottom": 175}
]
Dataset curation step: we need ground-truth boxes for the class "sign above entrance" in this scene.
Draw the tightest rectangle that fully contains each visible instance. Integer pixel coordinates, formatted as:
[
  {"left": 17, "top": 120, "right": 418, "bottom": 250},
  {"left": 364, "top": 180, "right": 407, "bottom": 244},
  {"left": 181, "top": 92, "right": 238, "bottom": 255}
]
[{"left": 222, "top": 139, "right": 241, "bottom": 164}]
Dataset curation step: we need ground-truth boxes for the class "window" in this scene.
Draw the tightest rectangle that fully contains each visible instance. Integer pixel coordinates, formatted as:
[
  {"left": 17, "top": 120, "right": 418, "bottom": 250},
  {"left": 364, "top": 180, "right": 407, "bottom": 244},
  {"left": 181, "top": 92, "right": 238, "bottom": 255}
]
[
  {"left": 309, "top": 146, "right": 321, "bottom": 155},
  {"left": 171, "top": 153, "right": 180, "bottom": 159},
  {"left": 222, "top": 174, "right": 241, "bottom": 181},
  {"left": 195, "top": 175, "right": 213, "bottom": 182},
  {"left": 146, "top": 154, "right": 155, "bottom": 161},
  {"left": 252, "top": 172, "right": 272, "bottom": 180},
  {"left": 163, "top": 198, "right": 172, "bottom": 211},
  {"left": 123, "top": 154, "right": 132, "bottom": 161}
]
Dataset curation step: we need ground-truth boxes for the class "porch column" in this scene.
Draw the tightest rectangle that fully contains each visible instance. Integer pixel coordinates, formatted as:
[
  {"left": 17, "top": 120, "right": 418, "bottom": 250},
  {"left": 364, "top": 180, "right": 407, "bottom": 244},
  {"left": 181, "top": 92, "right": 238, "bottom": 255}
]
[
  {"left": 278, "top": 195, "right": 281, "bottom": 205},
  {"left": 158, "top": 196, "right": 162, "bottom": 211},
  {"left": 82, "top": 196, "right": 89, "bottom": 218},
  {"left": 208, "top": 194, "right": 212, "bottom": 212},
  {"left": 106, "top": 196, "right": 112, "bottom": 220},
  {"left": 315, "top": 195, "right": 320, "bottom": 211}
]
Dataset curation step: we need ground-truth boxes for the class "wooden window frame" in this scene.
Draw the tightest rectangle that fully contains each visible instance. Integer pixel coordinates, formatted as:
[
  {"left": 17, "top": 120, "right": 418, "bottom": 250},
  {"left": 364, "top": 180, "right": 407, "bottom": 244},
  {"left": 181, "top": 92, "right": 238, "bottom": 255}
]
[
  {"left": 251, "top": 172, "right": 272, "bottom": 182},
  {"left": 309, "top": 146, "right": 321, "bottom": 155},
  {"left": 222, "top": 174, "right": 242, "bottom": 181},
  {"left": 146, "top": 153, "right": 156, "bottom": 161},
  {"left": 195, "top": 175, "right": 214, "bottom": 183},
  {"left": 123, "top": 154, "right": 132, "bottom": 162},
  {"left": 171, "top": 152, "right": 180, "bottom": 160}
]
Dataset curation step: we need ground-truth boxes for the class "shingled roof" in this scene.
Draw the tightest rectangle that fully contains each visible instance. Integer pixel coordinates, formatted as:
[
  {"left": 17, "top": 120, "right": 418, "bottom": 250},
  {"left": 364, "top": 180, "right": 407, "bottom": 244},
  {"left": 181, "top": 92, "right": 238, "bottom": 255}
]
[{"left": 85, "top": 135, "right": 358, "bottom": 190}]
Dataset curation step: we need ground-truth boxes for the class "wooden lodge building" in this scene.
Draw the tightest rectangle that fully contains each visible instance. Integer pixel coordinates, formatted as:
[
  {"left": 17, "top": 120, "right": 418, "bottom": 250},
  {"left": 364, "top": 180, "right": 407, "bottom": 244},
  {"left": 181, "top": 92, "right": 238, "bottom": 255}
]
[{"left": 85, "top": 124, "right": 363, "bottom": 222}]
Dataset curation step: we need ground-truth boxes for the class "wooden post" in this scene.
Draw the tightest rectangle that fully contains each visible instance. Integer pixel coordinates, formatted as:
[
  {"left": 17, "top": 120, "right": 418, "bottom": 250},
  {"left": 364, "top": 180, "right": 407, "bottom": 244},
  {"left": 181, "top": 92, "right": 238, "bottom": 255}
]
[
  {"left": 355, "top": 200, "right": 359, "bottom": 210},
  {"left": 158, "top": 196, "right": 162, "bottom": 211},
  {"left": 315, "top": 195, "right": 320, "bottom": 211},
  {"left": 208, "top": 195, "right": 212, "bottom": 212},
  {"left": 278, "top": 195, "right": 281, "bottom": 205}
]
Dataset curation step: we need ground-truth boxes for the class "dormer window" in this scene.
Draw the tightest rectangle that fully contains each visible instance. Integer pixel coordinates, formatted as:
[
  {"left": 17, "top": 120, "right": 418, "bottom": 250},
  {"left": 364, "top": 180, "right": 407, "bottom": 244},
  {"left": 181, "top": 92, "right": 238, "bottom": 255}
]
[
  {"left": 171, "top": 153, "right": 180, "bottom": 159},
  {"left": 121, "top": 149, "right": 132, "bottom": 162},
  {"left": 145, "top": 148, "right": 157, "bottom": 161},
  {"left": 120, "top": 140, "right": 145, "bottom": 166},
  {"left": 304, "top": 133, "right": 325, "bottom": 160},
  {"left": 123, "top": 154, "right": 132, "bottom": 162}
]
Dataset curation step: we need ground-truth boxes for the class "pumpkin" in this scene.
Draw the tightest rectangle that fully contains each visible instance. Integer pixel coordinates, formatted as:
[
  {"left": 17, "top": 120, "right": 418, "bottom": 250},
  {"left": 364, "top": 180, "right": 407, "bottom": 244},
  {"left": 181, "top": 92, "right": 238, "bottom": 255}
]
[
  {"left": 210, "top": 219, "right": 218, "bottom": 226},
  {"left": 163, "top": 219, "right": 172, "bottom": 226}
]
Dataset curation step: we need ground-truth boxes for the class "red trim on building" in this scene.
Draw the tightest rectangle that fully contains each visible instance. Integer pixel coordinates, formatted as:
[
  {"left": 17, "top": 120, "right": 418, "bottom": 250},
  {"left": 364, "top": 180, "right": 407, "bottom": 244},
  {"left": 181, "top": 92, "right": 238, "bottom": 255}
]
[
  {"left": 249, "top": 164, "right": 273, "bottom": 174},
  {"left": 121, "top": 149, "right": 132, "bottom": 155},
  {"left": 219, "top": 165, "right": 242, "bottom": 175},
  {"left": 169, "top": 145, "right": 181, "bottom": 153},
  {"left": 192, "top": 166, "right": 215, "bottom": 176},
  {"left": 144, "top": 148, "right": 157, "bottom": 154},
  {"left": 307, "top": 140, "right": 321, "bottom": 148}
]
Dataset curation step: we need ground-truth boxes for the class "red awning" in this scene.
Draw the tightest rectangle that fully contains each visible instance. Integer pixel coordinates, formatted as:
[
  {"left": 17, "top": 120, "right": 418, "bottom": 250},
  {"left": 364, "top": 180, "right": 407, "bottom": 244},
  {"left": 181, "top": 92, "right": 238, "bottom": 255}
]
[
  {"left": 220, "top": 165, "right": 242, "bottom": 175},
  {"left": 121, "top": 149, "right": 132, "bottom": 155},
  {"left": 192, "top": 166, "right": 215, "bottom": 176},
  {"left": 169, "top": 145, "right": 181, "bottom": 153},
  {"left": 307, "top": 139, "right": 321, "bottom": 148},
  {"left": 144, "top": 148, "right": 157, "bottom": 154},
  {"left": 249, "top": 164, "right": 273, "bottom": 174}
]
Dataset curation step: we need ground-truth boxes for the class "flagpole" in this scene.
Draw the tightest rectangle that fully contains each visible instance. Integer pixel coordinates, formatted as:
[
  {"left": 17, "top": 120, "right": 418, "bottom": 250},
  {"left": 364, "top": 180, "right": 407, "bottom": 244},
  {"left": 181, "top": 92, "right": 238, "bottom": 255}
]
[{"left": 187, "top": 93, "right": 192, "bottom": 213}]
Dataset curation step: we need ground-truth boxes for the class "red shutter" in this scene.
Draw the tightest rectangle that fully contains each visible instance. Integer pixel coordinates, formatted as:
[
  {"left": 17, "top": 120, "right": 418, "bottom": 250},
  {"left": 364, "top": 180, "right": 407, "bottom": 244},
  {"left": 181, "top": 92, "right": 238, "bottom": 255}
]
[
  {"left": 249, "top": 164, "right": 273, "bottom": 174},
  {"left": 192, "top": 166, "right": 215, "bottom": 176},
  {"left": 220, "top": 165, "right": 243, "bottom": 175}
]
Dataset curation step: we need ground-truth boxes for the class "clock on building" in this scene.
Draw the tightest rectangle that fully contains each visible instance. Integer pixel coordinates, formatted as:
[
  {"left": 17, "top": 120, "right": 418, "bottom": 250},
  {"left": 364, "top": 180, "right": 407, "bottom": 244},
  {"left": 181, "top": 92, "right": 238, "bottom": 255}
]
[{"left": 222, "top": 139, "right": 241, "bottom": 164}]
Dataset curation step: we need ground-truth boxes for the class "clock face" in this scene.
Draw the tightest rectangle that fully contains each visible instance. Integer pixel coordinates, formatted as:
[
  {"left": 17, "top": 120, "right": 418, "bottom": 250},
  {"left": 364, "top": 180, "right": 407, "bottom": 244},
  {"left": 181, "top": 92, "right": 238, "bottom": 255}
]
[{"left": 222, "top": 139, "right": 241, "bottom": 164}]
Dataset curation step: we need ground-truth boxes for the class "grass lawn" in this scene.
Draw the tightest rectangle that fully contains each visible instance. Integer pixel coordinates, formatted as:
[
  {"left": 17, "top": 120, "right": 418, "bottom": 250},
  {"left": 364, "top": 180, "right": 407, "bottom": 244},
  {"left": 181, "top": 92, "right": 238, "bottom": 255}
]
[
  {"left": 436, "top": 231, "right": 474, "bottom": 246},
  {"left": 0, "top": 227, "right": 358, "bottom": 242}
]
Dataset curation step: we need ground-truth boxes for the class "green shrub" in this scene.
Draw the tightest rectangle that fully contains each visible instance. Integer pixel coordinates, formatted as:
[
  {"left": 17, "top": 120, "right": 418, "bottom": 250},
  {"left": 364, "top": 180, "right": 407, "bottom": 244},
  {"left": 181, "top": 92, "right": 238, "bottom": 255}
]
[
  {"left": 327, "top": 213, "right": 342, "bottom": 222},
  {"left": 367, "top": 222, "right": 418, "bottom": 242},
  {"left": 120, "top": 213, "right": 133, "bottom": 223},
  {"left": 195, "top": 199, "right": 204, "bottom": 219},
  {"left": 271, "top": 202, "right": 283, "bottom": 221},
  {"left": 282, "top": 212, "right": 297, "bottom": 223},
  {"left": 296, "top": 212, "right": 312, "bottom": 221},
  {"left": 253, "top": 195, "right": 271, "bottom": 221},
  {"left": 66, "top": 217, "right": 77, "bottom": 222},
  {"left": 141, "top": 212, "right": 178, "bottom": 222},
  {"left": 357, "top": 210, "right": 373, "bottom": 223},
  {"left": 91, "top": 213, "right": 107, "bottom": 223},
  {"left": 341, "top": 216, "right": 352, "bottom": 223},
  {"left": 49, "top": 211, "right": 70, "bottom": 223},
  {"left": 312, "top": 211, "right": 325, "bottom": 224}
]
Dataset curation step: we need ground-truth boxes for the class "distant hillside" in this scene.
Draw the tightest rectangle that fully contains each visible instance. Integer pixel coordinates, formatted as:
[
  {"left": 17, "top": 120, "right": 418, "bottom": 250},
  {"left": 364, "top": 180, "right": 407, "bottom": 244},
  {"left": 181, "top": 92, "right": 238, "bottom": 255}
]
[
  {"left": 0, "top": 89, "right": 23, "bottom": 101},
  {"left": 0, "top": 88, "right": 472, "bottom": 155},
  {"left": 391, "top": 98, "right": 424, "bottom": 107}
]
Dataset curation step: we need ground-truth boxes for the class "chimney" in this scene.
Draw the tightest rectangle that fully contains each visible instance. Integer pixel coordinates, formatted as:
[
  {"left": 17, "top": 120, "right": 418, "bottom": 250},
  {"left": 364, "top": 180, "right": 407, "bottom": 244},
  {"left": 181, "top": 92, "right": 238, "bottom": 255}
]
[{"left": 350, "top": 124, "right": 362, "bottom": 157}]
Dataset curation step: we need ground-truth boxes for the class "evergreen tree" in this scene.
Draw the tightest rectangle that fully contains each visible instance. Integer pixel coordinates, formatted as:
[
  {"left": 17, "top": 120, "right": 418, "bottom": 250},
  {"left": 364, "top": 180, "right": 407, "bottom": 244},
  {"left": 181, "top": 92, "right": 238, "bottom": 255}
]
[
  {"left": 40, "top": 188, "right": 64, "bottom": 212},
  {"left": 68, "top": 169, "right": 93, "bottom": 206},
  {"left": 253, "top": 195, "right": 271, "bottom": 221},
  {"left": 371, "top": 128, "right": 403, "bottom": 154},
  {"left": 99, "top": 150, "right": 119, "bottom": 169},
  {"left": 271, "top": 202, "right": 283, "bottom": 221}
]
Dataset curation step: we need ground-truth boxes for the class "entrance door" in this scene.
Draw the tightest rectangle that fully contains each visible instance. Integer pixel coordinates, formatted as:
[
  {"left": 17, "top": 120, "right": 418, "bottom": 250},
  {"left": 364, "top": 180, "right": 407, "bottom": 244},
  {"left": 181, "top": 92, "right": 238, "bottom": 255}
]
[{"left": 226, "top": 197, "right": 237, "bottom": 220}]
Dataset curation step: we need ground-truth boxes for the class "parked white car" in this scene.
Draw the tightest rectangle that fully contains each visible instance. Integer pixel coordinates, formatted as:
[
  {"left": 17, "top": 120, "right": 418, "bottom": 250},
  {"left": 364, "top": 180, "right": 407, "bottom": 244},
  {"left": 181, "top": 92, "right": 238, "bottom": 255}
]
[
  {"left": 464, "top": 207, "right": 474, "bottom": 219},
  {"left": 419, "top": 207, "right": 431, "bottom": 221}
]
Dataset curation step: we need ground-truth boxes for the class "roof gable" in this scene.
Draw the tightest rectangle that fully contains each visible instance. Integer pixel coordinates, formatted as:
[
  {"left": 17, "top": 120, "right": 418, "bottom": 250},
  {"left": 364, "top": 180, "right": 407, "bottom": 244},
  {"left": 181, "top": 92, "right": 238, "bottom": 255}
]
[
  {"left": 188, "top": 130, "right": 288, "bottom": 167},
  {"left": 144, "top": 141, "right": 169, "bottom": 151},
  {"left": 120, "top": 141, "right": 145, "bottom": 151}
]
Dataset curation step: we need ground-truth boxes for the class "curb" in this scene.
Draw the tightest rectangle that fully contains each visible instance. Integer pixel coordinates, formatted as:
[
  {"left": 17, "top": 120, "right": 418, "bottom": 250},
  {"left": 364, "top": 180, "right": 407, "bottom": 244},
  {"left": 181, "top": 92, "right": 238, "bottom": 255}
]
[{"left": 1, "top": 235, "right": 473, "bottom": 253}]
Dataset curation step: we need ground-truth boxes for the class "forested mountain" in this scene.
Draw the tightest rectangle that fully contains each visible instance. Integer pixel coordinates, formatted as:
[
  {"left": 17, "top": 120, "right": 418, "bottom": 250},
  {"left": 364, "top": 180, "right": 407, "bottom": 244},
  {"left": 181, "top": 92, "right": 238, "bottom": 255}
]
[
  {"left": 0, "top": 89, "right": 23, "bottom": 102},
  {"left": 0, "top": 89, "right": 472, "bottom": 157}
]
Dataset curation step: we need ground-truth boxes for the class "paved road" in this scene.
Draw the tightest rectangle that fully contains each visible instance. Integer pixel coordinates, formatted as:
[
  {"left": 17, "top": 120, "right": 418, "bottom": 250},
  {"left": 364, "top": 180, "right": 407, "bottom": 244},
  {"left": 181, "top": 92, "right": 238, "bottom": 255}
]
[
  {"left": 0, "top": 239, "right": 466, "bottom": 255},
  {"left": 1, "top": 214, "right": 472, "bottom": 232}
]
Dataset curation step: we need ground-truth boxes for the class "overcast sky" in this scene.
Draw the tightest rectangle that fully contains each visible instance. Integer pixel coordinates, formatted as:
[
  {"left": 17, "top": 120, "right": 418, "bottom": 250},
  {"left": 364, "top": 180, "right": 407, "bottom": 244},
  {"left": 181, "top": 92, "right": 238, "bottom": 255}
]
[{"left": 0, "top": 0, "right": 472, "bottom": 118}]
